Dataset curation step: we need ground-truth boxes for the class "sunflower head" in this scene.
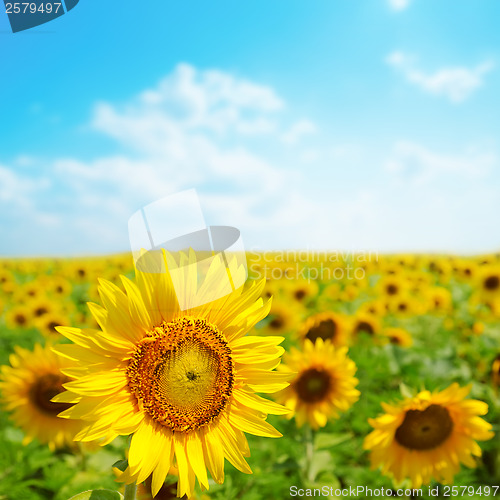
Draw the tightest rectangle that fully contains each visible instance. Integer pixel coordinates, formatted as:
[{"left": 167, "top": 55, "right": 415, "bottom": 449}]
[
  {"left": 492, "top": 355, "right": 500, "bottom": 389},
  {"left": 275, "top": 338, "right": 360, "bottom": 429},
  {"left": 364, "top": 383, "right": 494, "bottom": 488},
  {"left": 479, "top": 266, "right": 500, "bottom": 297},
  {"left": 351, "top": 313, "right": 381, "bottom": 340},
  {"left": 380, "top": 327, "right": 413, "bottom": 347},
  {"left": 0, "top": 344, "right": 83, "bottom": 451},
  {"left": 5, "top": 306, "right": 32, "bottom": 329},
  {"left": 53, "top": 249, "right": 291, "bottom": 498},
  {"left": 299, "top": 311, "right": 349, "bottom": 347}
]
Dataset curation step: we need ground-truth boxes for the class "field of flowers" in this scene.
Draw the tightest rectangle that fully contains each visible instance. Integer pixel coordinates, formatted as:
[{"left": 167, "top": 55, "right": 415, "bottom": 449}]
[{"left": 0, "top": 251, "right": 499, "bottom": 499}]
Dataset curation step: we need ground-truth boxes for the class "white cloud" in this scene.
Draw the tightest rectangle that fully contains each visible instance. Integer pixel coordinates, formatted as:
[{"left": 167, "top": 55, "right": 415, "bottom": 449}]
[
  {"left": 0, "top": 165, "right": 49, "bottom": 207},
  {"left": 385, "top": 141, "right": 495, "bottom": 185},
  {"left": 388, "top": 0, "right": 411, "bottom": 11},
  {"left": 107, "top": 63, "right": 284, "bottom": 140},
  {"left": 37, "top": 63, "right": 311, "bottom": 253},
  {"left": 386, "top": 51, "right": 494, "bottom": 102},
  {"left": 281, "top": 119, "right": 317, "bottom": 144},
  {"left": 2, "top": 63, "right": 500, "bottom": 255}
]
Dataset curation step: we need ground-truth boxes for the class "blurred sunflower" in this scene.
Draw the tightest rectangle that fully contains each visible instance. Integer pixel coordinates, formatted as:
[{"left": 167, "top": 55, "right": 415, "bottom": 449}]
[
  {"left": 0, "top": 343, "right": 83, "bottom": 450},
  {"left": 359, "top": 299, "right": 387, "bottom": 317},
  {"left": 36, "top": 312, "right": 71, "bottom": 339},
  {"left": 287, "top": 280, "right": 318, "bottom": 304},
  {"left": 28, "top": 296, "right": 56, "bottom": 319},
  {"left": 275, "top": 338, "right": 360, "bottom": 429},
  {"left": 424, "top": 287, "right": 452, "bottom": 313},
  {"left": 351, "top": 313, "right": 381, "bottom": 339},
  {"left": 478, "top": 266, "right": 500, "bottom": 299},
  {"left": 53, "top": 250, "right": 290, "bottom": 498},
  {"left": 377, "top": 276, "right": 407, "bottom": 298},
  {"left": 299, "top": 311, "right": 349, "bottom": 347},
  {"left": 5, "top": 305, "right": 31, "bottom": 329},
  {"left": 265, "top": 301, "right": 296, "bottom": 334},
  {"left": 380, "top": 327, "right": 413, "bottom": 348},
  {"left": 387, "top": 294, "right": 421, "bottom": 316},
  {"left": 47, "top": 276, "right": 72, "bottom": 297},
  {"left": 20, "top": 281, "right": 44, "bottom": 301},
  {"left": 0, "top": 268, "right": 13, "bottom": 287},
  {"left": 492, "top": 355, "right": 500, "bottom": 390},
  {"left": 364, "top": 383, "right": 494, "bottom": 488}
]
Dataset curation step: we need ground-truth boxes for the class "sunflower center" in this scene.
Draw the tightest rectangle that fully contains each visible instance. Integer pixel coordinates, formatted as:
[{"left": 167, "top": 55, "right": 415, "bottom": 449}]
[
  {"left": 484, "top": 276, "right": 500, "bottom": 291},
  {"left": 387, "top": 284, "right": 398, "bottom": 295},
  {"left": 127, "top": 317, "right": 234, "bottom": 432},
  {"left": 14, "top": 313, "right": 27, "bottom": 326},
  {"left": 269, "top": 315, "right": 284, "bottom": 330},
  {"left": 294, "top": 368, "right": 332, "bottom": 403},
  {"left": 395, "top": 404, "right": 453, "bottom": 450},
  {"left": 305, "top": 319, "right": 337, "bottom": 342},
  {"left": 294, "top": 289, "right": 306, "bottom": 301},
  {"left": 355, "top": 321, "right": 374, "bottom": 335},
  {"left": 29, "top": 373, "right": 72, "bottom": 415},
  {"left": 34, "top": 306, "right": 49, "bottom": 317}
]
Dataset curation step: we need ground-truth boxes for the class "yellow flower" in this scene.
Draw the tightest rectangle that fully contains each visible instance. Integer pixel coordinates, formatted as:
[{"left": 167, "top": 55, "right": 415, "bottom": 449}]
[
  {"left": 351, "top": 313, "right": 381, "bottom": 340},
  {"left": 275, "top": 338, "right": 360, "bottom": 429},
  {"left": 36, "top": 311, "right": 71, "bottom": 339},
  {"left": 492, "top": 355, "right": 500, "bottom": 390},
  {"left": 299, "top": 311, "right": 350, "bottom": 347},
  {"left": 28, "top": 296, "right": 56, "bottom": 319},
  {"left": 264, "top": 301, "right": 297, "bottom": 334},
  {"left": 478, "top": 266, "right": 500, "bottom": 299},
  {"left": 5, "top": 305, "right": 32, "bottom": 329},
  {"left": 380, "top": 327, "right": 413, "bottom": 347},
  {"left": 364, "top": 383, "right": 494, "bottom": 488},
  {"left": 377, "top": 276, "right": 408, "bottom": 298},
  {"left": 424, "top": 287, "right": 452, "bottom": 313},
  {"left": 53, "top": 250, "right": 290, "bottom": 498},
  {"left": 287, "top": 280, "right": 319, "bottom": 304},
  {"left": 0, "top": 343, "right": 83, "bottom": 451}
]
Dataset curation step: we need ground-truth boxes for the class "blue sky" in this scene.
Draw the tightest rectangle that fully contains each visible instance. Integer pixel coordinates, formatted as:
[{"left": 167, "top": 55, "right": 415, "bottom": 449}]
[{"left": 1, "top": 0, "right": 500, "bottom": 256}]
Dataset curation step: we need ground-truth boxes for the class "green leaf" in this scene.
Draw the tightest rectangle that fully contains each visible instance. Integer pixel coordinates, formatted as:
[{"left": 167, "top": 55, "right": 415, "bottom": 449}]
[
  {"left": 314, "top": 432, "right": 352, "bottom": 450},
  {"left": 111, "top": 459, "right": 128, "bottom": 472},
  {"left": 68, "top": 490, "right": 123, "bottom": 500}
]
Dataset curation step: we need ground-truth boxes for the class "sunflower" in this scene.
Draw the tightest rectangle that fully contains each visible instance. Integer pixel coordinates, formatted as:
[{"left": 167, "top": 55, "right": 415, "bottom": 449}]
[
  {"left": 363, "top": 383, "right": 494, "bottom": 488},
  {"left": 36, "top": 312, "right": 71, "bottom": 339},
  {"left": 264, "top": 301, "right": 297, "bottom": 334},
  {"left": 424, "top": 287, "right": 452, "bottom": 313},
  {"left": 358, "top": 299, "right": 387, "bottom": 318},
  {"left": 47, "top": 276, "right": 73, "bottom": 297},
  {"left": 478, "top": 266, "right": 500, "bottom": 299},
  {"left": 377, "top": 276, "right": 407, "bottom": 298},
  {"left": 0, "top": 343, "right": 83, "bottom": 450},
  {"left": 380, "top": 327, "right": 413, "bottom": 348},
  {"left": 351, "top": 313, "right": 381, "bottom": 339},
  {"left": 28, "top": 296, "right": 56, "bottom": 319},
  {"left": 53, "top": 250, "right": 291, "bottom": 498},
  {"left": 492, "top": 355, "right": 500, "bottom": 390},
  {"left": 299, "top": 312, "right": 349, "bottom": 347},
  {"left": 275, "top": 338, "right": 360, "bottom": 429},
  {"left": 5, "top": 305, "right": 32, "bottom": 329},
  {"left": 287, "top": 280, "right": 318, "bottom": 304},
  {"left": 387, "top": 294, "right": 422, "bottom": 317}
]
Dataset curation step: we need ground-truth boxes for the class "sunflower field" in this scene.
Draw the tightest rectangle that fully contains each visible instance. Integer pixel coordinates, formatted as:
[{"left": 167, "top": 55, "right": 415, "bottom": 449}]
[{"left": 0, "top": 251, "right": 499, "bottom": 500}]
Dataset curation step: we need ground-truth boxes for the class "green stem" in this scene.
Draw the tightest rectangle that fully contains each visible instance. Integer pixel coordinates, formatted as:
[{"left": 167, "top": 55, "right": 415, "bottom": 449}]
[
  {"left": 304, "top": 425, "right": 315, "bottom": 482},
  {"left": 124, "top": 482, "right": 137, "bottom": 500},
  {"left": 77, "top": 442, "right": 87, "bottom": 472}
]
